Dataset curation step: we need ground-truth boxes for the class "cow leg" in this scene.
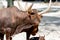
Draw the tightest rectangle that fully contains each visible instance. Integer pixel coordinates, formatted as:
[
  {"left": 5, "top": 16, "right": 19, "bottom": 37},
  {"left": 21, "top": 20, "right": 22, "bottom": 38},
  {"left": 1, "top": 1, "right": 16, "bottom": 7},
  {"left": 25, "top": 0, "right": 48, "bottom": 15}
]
[
  {"left": 0, "top": 33, "right": 4, "bottom": 40},
  {"left": 6, "top": 28, "right": 12, "bottom": 40},
  {"left": 6, "top": 32, "right": 10, "bottom": 40},
  {"left": 26, "top": 32, "right": 30, "bottom": 40},
  {"left": 1, "top": 35, "right": 4, "bottom": 40},
  {"left": 10, "top": 36, "right": 12, "bottom": 40},
  {"left": 6, "top": 32, "right": 12, "bottom": 40}
]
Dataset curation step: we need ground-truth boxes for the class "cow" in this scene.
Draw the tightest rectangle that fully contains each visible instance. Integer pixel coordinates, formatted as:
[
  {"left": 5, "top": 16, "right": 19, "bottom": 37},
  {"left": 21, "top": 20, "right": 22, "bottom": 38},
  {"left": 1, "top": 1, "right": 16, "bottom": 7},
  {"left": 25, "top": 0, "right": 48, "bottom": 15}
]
[
  {"left": 0, "top": 6, "right": 40, "bottom": 40},
  {"left": 0, "top": 0, "right": 52, "bottom": 40}
]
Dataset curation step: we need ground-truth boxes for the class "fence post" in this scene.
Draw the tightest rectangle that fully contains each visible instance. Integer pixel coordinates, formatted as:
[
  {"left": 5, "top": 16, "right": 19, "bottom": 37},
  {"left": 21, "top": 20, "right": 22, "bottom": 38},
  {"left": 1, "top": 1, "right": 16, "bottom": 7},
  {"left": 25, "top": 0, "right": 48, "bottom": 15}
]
[{"left": 6, "top": 0, "right": 14, "bottom": 7}]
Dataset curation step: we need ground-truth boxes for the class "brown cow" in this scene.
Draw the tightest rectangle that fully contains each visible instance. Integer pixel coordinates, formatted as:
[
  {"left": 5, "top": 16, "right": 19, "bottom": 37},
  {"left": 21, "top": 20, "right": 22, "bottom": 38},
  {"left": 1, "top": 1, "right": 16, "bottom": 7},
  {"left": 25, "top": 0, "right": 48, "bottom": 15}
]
[
  {"left": 0, "top": 6, "right": 41, "bottom": 40},
  {"left": 0, "top": 0, "right": 52, "bottom": 40}
]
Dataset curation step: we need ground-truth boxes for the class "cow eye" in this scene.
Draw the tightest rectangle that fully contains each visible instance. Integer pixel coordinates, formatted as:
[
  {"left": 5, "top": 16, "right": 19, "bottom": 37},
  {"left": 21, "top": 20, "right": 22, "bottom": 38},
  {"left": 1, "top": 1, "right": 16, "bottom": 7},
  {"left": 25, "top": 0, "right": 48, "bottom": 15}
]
[{"left": 31, "top": 12, "right": 35, "bottom": 15}]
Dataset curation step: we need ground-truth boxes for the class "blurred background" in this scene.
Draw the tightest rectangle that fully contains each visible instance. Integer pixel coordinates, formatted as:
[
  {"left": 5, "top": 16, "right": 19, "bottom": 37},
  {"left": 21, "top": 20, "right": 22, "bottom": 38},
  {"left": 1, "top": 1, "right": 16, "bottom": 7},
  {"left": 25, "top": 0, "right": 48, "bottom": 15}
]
[{"left": 0, "top": 0, "right": 60, "bottom": 40}]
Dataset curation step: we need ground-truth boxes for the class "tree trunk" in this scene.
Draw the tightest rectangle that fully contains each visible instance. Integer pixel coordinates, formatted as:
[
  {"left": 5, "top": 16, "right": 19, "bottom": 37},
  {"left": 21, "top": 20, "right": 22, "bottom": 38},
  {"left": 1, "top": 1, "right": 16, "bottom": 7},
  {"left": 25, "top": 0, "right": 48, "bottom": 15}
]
[{"left": 6, "top": 0, "right": 14, "bottom": 7}]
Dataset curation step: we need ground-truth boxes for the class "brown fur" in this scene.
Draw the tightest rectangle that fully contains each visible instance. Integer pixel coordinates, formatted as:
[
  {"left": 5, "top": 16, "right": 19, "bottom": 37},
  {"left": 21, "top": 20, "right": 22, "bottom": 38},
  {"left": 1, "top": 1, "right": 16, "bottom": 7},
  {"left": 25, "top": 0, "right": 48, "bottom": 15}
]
[{"left": 0, "top": 6, "right": 42, "bottom": 40}]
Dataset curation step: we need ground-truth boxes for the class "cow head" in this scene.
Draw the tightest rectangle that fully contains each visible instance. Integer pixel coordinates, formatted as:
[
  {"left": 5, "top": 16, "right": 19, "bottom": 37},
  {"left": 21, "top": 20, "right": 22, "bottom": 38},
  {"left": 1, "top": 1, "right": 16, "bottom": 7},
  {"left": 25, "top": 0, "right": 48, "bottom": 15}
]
[
  {"left": 25, "top": 0, "right": 52, "bottom": 26},
  {"left": 17, "top": 0, "right": 52, "bottom": 27},
  {"left": 25, "top": 0, "right": 52, "bottom": 36},
  {"left": 17, "top": 0, "right": 52, "bottom": 38},
  {"left": 27, "top": 9, "right": 41, "bottom": 35},
  {"left": 28, "top": 9, "right": 41, "bottom": 26}
]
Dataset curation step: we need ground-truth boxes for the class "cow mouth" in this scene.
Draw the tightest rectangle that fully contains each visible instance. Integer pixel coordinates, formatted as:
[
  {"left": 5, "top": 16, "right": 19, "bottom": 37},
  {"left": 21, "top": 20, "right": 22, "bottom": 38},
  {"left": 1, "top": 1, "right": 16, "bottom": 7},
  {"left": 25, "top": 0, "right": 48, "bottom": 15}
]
[
  {"left": 31, "top": 32, "right": 37, "bottom": 36},
  {"left": 31, "top": 27, "right": 38, "bottom": 36}
]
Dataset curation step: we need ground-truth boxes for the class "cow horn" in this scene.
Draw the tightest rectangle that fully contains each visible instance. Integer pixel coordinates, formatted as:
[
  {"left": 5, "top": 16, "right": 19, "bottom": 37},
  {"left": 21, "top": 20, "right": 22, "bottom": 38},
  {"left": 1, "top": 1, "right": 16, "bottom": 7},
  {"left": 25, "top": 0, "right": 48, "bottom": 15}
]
[
  {"left": 17, "top": 0, "right": 23, "bottom": 10},
  {"left": 38, "top": 0, "right": 52, "bottom": 15},
  {"left": 26, "top": 3, "right": 33, "bottom": 12},
  {"left": 27, "top": 3, "right": 33, "bottom": 11}
]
